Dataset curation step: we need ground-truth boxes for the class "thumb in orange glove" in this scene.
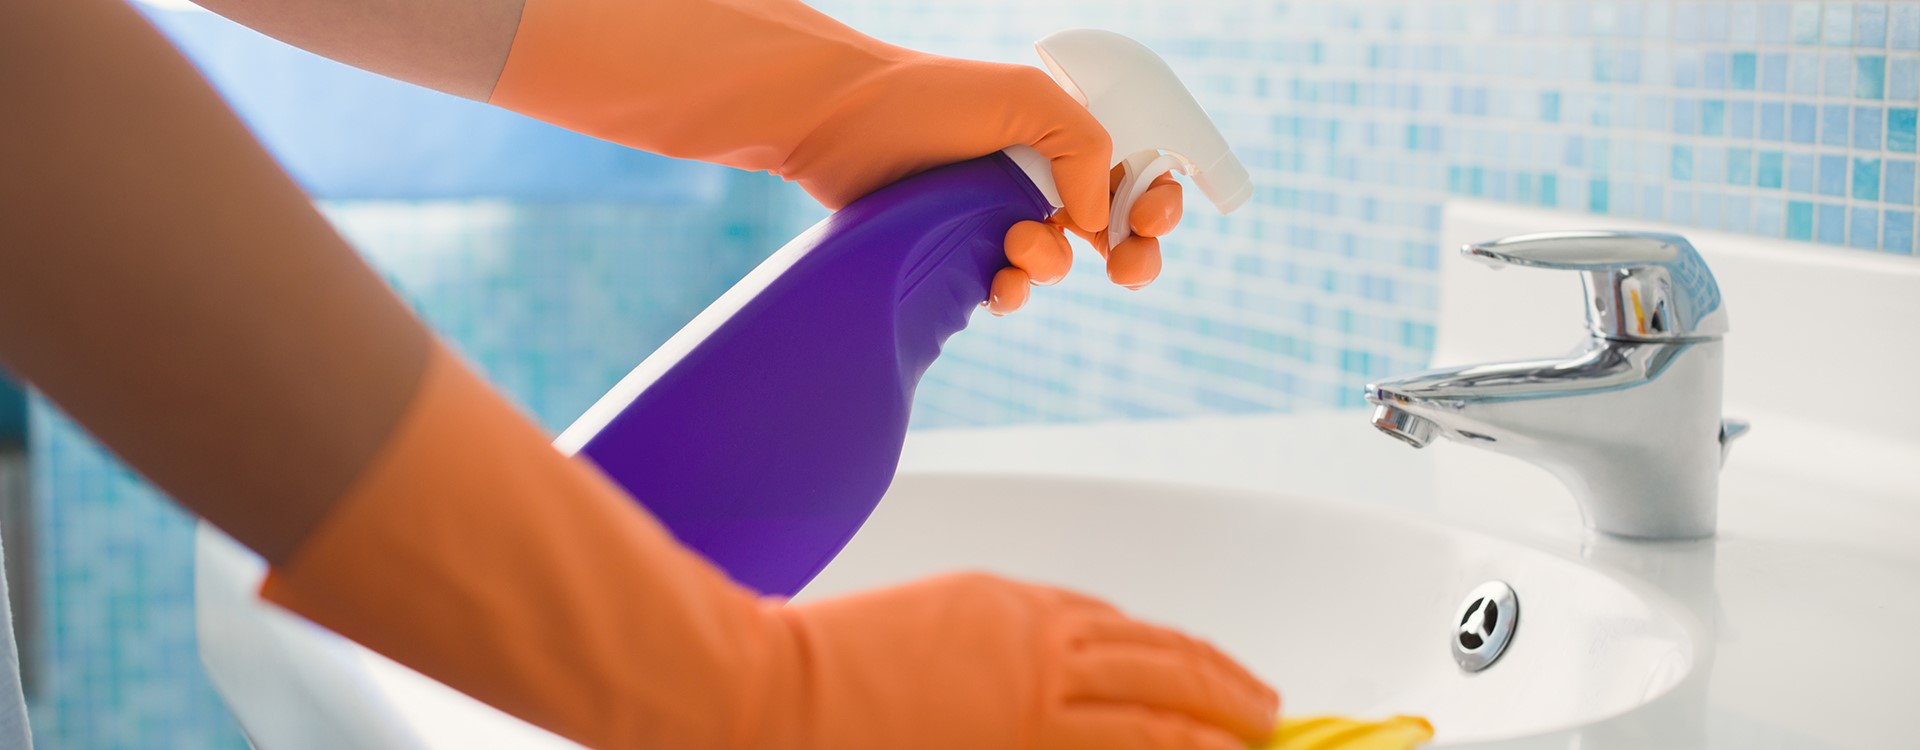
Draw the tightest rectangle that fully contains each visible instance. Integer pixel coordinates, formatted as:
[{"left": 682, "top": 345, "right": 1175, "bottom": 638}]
[{"left": 263, "top": 344, "right": 1279, "bottom": 749}]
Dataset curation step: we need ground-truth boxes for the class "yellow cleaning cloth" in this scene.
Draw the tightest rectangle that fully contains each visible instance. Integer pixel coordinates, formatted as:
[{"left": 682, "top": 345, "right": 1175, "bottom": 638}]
[{"left": 1261, "top": 715, "right": 1434, "bottom": 750}]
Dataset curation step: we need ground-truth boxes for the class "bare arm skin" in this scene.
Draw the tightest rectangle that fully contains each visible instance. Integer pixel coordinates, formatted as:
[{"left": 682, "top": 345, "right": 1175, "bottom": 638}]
[
  {"left": 0, "top": 0, "right": 434, "bottom": 564},
  {"left": 188, "top": 0, "right": 525, "bottom": 100}
]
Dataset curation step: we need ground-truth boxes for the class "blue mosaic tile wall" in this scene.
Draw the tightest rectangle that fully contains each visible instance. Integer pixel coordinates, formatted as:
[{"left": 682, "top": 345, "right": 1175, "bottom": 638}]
[
  {"left": 323, "top": 186, "right": 806, "bottom": 433},
  {"left": 25, "top": 407, "right": 245, "bottom": 748},
  {"left": 23, "top": 1, "right": 1920, "bottom": 746},
  {"left": 807, "top": 0, "right": 1920, "bottom": 425}
]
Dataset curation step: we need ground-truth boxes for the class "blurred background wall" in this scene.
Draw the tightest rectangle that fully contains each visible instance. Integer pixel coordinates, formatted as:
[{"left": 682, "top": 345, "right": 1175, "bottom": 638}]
[
  {"left": 0, "top": 380, "right": 22, "bottom": 448},
  {"left": 15, "top": 0, "right": 1917, "bottom": 745}
]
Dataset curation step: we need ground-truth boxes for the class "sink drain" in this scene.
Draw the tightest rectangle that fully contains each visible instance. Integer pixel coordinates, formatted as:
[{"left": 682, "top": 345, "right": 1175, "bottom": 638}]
[{"left": 1452, "top": 581, "right": 1518, "bottom": 672}]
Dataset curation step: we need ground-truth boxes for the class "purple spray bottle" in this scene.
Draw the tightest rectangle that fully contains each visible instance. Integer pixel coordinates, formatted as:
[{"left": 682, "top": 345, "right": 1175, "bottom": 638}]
[{"left": 554, "top": 29, "right": 1252, "bottom": 596}]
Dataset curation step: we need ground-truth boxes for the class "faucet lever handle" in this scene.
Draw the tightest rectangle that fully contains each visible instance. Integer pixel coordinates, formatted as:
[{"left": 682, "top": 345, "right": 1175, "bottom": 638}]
[
  {"left": 1465, "top": 230, "right": 1688, "bottom": 271},
  {"left": 1463, "top": 231, "right": 1728, "bottom": 342}
]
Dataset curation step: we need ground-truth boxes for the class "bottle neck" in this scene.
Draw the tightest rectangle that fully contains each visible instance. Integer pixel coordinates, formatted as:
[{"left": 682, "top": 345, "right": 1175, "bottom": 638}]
[{"left": 999, "top": 145, "right": 1063, "bottom": 210}]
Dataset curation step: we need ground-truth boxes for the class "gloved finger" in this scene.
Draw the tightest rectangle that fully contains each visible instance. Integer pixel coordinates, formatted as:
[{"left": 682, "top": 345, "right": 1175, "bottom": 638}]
[
  {"left": 1037, "top": 140, "right": 1113, "bottom": 238},
  {"left": 1049, "top": 209, "right": 1109, "bottom": 258},
  {"left": 1072, "top": 616, "right": 1279, "bottom": 720},
  {"left": 1107, "top": 235, "right": 1163, "bottom": 290},
  {"left": 1129, "top": 174, "right": 1184, "bottom": 238},
  {"left": 1015, "top": 70, "right": 1113, "bottom": 236},
  {"left": 987, "top": 266, "right": 1031, "bottom": 316},
  {"left": 1063, "top": 645, "right": 1278, "bottom": 743},
  {"left": 1005, "top": 220, "right": 1073, "bottom": 286},
  {"left": 1051, "top": 169, "right": 1180, "bottom": 256},
  {"left": 1042, "top": 704, "right": 1246, "bottom": 750}
]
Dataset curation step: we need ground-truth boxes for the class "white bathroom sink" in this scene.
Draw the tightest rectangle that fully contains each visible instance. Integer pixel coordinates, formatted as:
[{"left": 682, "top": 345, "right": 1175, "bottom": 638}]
[
  {"left": 197, "top": 472, "right": 1693, "bottom": 749},
  {"left": 800, "top": 473, "right": 1693, "bottom": 746}
]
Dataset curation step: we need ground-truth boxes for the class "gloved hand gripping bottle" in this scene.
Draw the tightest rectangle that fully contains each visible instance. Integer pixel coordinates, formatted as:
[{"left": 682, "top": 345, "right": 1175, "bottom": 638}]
[{"left": 557, "top": 30, "right": 1252, "bottom": 596}]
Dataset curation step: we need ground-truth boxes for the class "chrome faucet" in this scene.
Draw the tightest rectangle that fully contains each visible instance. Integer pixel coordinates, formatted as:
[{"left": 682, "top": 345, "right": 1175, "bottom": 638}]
[{"left": 1364, "top": 231, "right": 1748, "bottom": 539}]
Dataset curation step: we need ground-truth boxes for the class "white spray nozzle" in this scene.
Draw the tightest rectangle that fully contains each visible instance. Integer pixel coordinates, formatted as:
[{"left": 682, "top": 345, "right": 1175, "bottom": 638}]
[{"left": 1030, "top": 29, "right": 1251, "bottom": 245}]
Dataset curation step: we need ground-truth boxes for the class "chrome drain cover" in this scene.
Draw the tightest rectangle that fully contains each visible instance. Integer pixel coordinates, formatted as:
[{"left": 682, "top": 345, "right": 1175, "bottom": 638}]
[{"left": 1452, "top": 581, "right": 1518, "bottom": 672}]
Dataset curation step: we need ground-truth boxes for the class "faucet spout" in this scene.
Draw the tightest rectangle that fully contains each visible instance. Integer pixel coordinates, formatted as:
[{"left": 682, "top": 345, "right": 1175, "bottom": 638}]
[{"left": 1370, "top": 404, "right": 1436, "bottom": 448}]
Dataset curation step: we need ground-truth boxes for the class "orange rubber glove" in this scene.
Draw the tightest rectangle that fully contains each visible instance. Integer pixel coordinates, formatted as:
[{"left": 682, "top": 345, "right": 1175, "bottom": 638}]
[
  {"left": 993, "top": 170, "right": 1185, "bottom": 314},
  {"left": 262, "top": 344, "right": 1278, "bottom": 749},
  {"left": 486, "top": 0, "right": 1184, "bottom": 317}
]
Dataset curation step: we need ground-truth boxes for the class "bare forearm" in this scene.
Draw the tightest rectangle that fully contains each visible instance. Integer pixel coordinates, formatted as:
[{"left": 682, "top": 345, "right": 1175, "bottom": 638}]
[
  {"left": 190, "top": 0, "right": 524, "bottom": 100},
  {"left": 0, "top": 0, "right": 433, "bottom": 563}
]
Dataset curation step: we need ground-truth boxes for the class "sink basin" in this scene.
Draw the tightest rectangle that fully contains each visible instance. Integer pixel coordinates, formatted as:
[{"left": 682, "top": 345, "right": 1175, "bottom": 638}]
[
  {"left": 197, "top": 472, "right": 1693, "bottom": 748},
  {"left": 801, "top": 474, "right": 1694, "bottom": 745}
]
